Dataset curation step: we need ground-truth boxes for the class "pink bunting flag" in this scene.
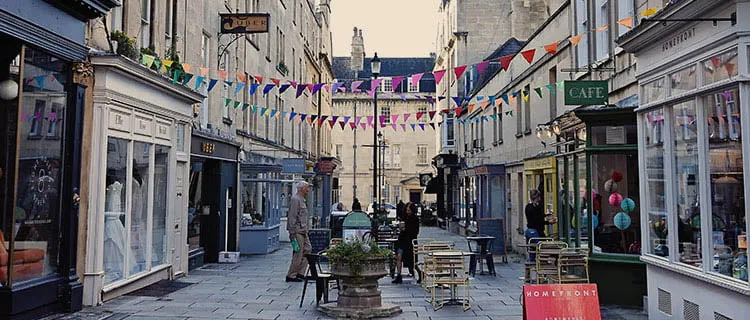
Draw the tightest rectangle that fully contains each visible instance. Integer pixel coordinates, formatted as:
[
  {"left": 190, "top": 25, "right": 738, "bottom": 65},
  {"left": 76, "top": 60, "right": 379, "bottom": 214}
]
[
  {"left": 290, "top": 81, "right": 298, "bottom": 88},
  {"left": 370, "top": 78, "right": 383, "bottom": 91},
  {"left": 391, "top": 115, "right": 399, "bottom": 124},
  {"left": 411, "top": 73, "right": 423, "bottom": 86},
  {"left": 433, "top": 70, "right": 447, "bottom": 85},
  {"left": 349, "top": 122, "right": 356, "bottom": 129},
  {"left": 391, "top": 124, "right": 397, "bottom": 131},
  {"left": 401, "top": 124, "right": 407, "bottom": 131},
  {"left": 453, "top": 65, "right": 468, "bottom": 80},
  {"left": 403, "top": 113, "right": 411, "bottom": 122},
  {"left": 392, "top": 76, "right": 405, "bottom": 91},
  {"left": 323, "top": 84, "right": 330, "bottom": 92},
  {"left": 351, "top": 81, "right": 364, "bottom": 92},
  {"left": 476, "top": 61, "right": 490, "bottom": 74},
  {"left": 379, "top": 115, "right": 387, "bottom": 124},
  {"left": 360, "top": 123, "right": 368, "bottom": 130},
  {"left": 367, "top": 116, "right": 374, "bottom": 124},
  {"left": 306, "top": 84, "right": 314, "bottom": 92},
  {"left": 368, "top": 89, "right": 376, "bottom": 98},
  {"left": 355, "top": 116, "right": 362, "bottom": 124},
  {"left": 416, "top": 112, "right": 424, "bottom": 121}
]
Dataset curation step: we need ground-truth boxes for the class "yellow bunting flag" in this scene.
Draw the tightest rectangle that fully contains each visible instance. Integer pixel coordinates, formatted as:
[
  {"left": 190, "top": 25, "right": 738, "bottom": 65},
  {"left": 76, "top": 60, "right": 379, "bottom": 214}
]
[
  {"left": 617, "top": 17, "right": 633, "bottom": 29},
  {"left": 522, "top": 91, "right": 529, "bottom": 102},
  {"left": 641, "top": 7, "right": 659, "bottom": 17},
  {"left": 161, "top": 59, "right": 173, "bottom": 72},
  {"left": 141, "top": 54, "right": 155, "bottom": 68},
  {"left": 569, "top": 34, "right": 584, "bottom": 46}
]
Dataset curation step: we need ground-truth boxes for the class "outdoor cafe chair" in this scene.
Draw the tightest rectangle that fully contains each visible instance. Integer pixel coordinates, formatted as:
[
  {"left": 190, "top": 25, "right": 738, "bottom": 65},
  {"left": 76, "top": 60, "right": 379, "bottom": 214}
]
[
  {"left": 300, "top": 253, "right": 338, "bottom": 308},
  {"left": 548, "top": 247, "right": 590, "bottom": 284},
  {"left": 429, "top": 250, "right": 471, "bottom": 311},
  {"left": 535, "top": 241, "right": 568, "bottom": 284},
  {"left": 522, "top": 237, "right": 553, "bottom": 284}
]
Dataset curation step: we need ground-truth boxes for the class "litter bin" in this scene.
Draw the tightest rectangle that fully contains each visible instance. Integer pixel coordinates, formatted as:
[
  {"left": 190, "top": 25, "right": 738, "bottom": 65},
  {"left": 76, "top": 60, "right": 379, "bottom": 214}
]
[{"left": 341, "top": 210, "right": 372, "bottom": 242}]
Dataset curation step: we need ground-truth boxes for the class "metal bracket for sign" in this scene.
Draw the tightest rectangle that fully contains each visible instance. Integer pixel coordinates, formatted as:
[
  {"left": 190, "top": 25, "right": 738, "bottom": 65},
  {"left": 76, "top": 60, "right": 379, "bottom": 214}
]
[
  {"left": 217, "top": 34, "right": 243, "bottom": 69},
  {"left": 641, "top": 13, "right": 737, "bottom": 26}
]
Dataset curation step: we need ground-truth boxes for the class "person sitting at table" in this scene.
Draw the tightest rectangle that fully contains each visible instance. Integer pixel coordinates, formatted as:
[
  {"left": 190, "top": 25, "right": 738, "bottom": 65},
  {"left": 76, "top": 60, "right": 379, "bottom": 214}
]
[
  {"left": 392, "top": 202, "right": 420, "bottom": 284},
  {"left": 524, "top": 189, "right": 557, "bottom": 261}
]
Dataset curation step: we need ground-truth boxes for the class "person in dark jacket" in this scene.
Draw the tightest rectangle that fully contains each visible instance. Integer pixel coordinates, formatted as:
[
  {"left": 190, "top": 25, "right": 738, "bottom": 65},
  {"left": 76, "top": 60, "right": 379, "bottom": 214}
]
[
  {"left": 351, "top": 198, "right": 362, "bottom": 211},
  {"left": 392, "top": 202, "right": 419, "bottom": 284},
  {"left": 396, "top": 200, "right": 406, "bottom": 221},
  {"left": 524, "top": 189, "right": 557, "bottom": 261}
]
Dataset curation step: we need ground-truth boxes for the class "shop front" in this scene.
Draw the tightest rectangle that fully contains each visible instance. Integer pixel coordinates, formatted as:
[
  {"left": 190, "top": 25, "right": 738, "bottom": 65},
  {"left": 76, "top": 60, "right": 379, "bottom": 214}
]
[
  {"left": 81, "top": 54, "right": 202, "bottom": 305},
  {"left": 457, "top": 165, "right": 506, "bottom": 236},
  {"left": 188, "top": 133, "right": 239, "bottom": 270},
  {"left": 0, "top": 1, "right": 117, "bottom": 317},
  {"left": 315, "top": 156, "right": 342, "bottom": 228},
  {"left": 619, "top": 0, "right": 749, "bottom": 317},
  {"left": 239, "top": 156, "right": 284, "bottom": 255},
  {"left": 523, "top": 154, "right": 558, "bottom": 237},
  {"left": 433, "top": 153, "right": 460, "bottom": 232}
]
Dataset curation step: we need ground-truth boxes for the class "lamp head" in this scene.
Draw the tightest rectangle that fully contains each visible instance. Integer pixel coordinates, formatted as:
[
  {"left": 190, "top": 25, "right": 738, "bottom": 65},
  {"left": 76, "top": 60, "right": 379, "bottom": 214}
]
[{"left": 370, "top": 53, "right": 381, "bottom": 76}]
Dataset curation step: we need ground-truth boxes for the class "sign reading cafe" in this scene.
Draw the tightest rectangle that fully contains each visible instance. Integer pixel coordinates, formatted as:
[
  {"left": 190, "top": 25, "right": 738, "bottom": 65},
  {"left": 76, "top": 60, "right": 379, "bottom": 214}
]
[
  {"left": 220, "top": 13, "right": 270, "bottom": 34},
  {"left": 564, "top": 80, "right": 609, "bottom": 106}
]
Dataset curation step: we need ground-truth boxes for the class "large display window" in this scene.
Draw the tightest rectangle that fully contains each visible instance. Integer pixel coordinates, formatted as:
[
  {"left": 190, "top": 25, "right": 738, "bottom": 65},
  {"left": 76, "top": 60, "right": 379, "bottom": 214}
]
[
  {"left": 1, "top": 46, "right": 70, "bottom": 287},
  {"left": 643, "top": 108, "right": 668, "bottom": 257},
  {"left": 103, "top": 136, "right": 171, "bottom": 286}
]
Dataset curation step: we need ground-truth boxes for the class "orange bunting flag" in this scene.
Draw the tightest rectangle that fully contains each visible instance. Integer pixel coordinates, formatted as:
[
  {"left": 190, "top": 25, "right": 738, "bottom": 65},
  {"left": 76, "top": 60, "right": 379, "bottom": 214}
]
[
  {"left": 521, "top": 49, "right": 536, "bottom": 64},
  {"left": 236, "top": 73, "right": 247, "bottom": 83},
  {"left": 593, "top": 25, "right": 609, "bottom": 32},
  {"left": 218, "top": 70, "right": 228, "bottom": 80},
  {"left": 569, "top": 34, "right": 584, "bottom": 46},
  {"left": 617, "top": 17, "right": 633, "bottom": 29},
  {"left": 182, "top": 63, "right": 192, "bottom": 73},
  {"left": 544, "top": 42, "right": 558, "bottom": 55},
  {"left": 199, "top": 67, "right": 209, "bottom": 77},
  {"left": 468, "top": 104, "right": 475, "bottom": 113}
]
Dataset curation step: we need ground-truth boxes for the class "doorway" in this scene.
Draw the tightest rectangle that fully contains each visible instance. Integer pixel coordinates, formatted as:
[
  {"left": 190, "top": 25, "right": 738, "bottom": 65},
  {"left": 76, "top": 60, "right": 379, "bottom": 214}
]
[{"left": 409, "top": 190, "right": 421, "bottom": 204}]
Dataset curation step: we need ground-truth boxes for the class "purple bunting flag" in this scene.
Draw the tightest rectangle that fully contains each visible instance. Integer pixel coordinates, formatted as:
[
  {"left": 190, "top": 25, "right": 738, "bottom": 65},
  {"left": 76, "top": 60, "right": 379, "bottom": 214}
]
[
  {"left": 392, "top": 76, "right": 405, "bottom": 91},
  {"left": 279, "top": 84, "right": 291, "bottom": 93},
  {"left": 296, "top": 85, "right": 306, "bottom": 98},
  {"left": 351, "top": 81, "right": 363, "bottom": 92},
  {"left": 312, "top": 83, "right": 324, "bottom": 95},
  {"left": 476, "top": 61, "right": 490, "bottom": 74},
  {"left": 370, "top": 78, "right": 383, "bottom": 91},
  {"left": 401, "top": 124, "right": 407, "bottom": 131},
  {"left": 391, "top": 115, "right": 399, "bottom": 124},
  {"left": 263, "top": 84, "right": 275, "bottom": 95},
  {"left": 343, "top": 116, "right": 351, "bottom": 124},
  {"left": 403, "top": 113, "right": 411, "bottom": 122}
]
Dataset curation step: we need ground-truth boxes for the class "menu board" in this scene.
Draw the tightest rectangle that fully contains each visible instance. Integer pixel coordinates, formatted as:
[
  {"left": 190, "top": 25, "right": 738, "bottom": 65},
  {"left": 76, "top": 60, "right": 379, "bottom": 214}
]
[
  {"left": 308, "top": 229, "right": 331, "bottom": 254},
  {"left": 477, "top": 218, "right": 507, "bottom": 256}
]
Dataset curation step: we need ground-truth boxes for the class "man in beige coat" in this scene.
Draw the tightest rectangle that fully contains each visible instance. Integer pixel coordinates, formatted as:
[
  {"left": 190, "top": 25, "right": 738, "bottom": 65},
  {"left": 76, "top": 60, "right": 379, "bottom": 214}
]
[{"left": 286, "top": 181, "right": 312, "bottom": 282}]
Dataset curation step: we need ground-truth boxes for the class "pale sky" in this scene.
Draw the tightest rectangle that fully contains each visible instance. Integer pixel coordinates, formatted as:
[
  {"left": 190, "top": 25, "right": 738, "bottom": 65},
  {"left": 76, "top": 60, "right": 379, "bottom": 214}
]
[{"left": 330, "top": 0, "right": 438, "bottom": 58}]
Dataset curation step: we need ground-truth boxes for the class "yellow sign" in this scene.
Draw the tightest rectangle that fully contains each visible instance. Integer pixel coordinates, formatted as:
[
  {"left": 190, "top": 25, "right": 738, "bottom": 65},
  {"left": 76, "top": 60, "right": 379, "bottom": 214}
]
[
  {"left": 524, "top": 156, "right": 556, "bottom": 171},
  {"left": 201, "top": 142, "right": 215, "bottom": 153}
]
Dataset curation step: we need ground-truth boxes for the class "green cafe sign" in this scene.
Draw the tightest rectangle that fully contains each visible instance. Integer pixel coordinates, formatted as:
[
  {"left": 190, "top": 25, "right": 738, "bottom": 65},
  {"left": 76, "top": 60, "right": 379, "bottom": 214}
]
[{"left": 564, "top": 80, "right": 608, "bottom": 105}]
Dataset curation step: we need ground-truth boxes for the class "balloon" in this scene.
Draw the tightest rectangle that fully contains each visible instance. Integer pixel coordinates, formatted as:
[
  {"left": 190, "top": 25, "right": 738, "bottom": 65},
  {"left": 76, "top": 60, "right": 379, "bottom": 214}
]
[
  {"left": 614, "top": 212, "right": 632, "bottom": 230},
  {"left": 621, "top": 198, "right": 636, "bottom": 213},
  {"left": 604, "top": 179, "right": 618, "bottom": 193},
  {"left": 612, "top": 171, "right": 623, "bottom": 182},
  {"left": 609, "top": 192, "right": 623, "bottom": 207}
]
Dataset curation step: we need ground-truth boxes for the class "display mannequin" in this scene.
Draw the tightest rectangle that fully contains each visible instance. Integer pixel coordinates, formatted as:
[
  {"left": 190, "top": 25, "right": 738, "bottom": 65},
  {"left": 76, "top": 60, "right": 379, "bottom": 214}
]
[{"left": 103, "top": 180, "right": 126, "bottom": 283}]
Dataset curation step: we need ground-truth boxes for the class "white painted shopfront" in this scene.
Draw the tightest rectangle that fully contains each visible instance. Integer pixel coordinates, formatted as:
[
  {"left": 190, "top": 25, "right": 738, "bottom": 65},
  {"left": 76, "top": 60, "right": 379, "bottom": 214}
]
[
  {"left": 619, "top": 0, "right": 749, "bottom": 318},
  {"left": 81, "top": 55, "right": 202, "bottom": 305}
]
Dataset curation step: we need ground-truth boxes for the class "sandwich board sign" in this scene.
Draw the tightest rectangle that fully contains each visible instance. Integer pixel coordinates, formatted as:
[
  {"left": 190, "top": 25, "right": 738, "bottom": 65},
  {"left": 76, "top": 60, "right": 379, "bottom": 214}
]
[{"left": 523, "top": 284, "right": 602, "bottom": 320}]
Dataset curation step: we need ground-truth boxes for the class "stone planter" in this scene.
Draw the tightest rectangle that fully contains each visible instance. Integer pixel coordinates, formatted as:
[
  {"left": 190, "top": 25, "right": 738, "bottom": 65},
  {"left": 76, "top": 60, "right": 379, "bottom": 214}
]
[{"left": 318, "top": 257, "right": 401, "bottom": 319}]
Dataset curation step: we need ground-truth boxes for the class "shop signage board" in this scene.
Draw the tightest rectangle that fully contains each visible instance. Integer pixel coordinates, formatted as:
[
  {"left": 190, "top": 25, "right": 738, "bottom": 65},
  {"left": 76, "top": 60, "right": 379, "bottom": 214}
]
[
  {"left": 564, "top": 80, "right": 608, "bottom": 105},
  {"left": 282, "top": 158, "right": 306, "bottom": 173},
  {"left": 220, "top": 13, "right": 270, "bottom": 34},
  {"left": 523, "top": 284, "right": 602, "bottom": 320},
  {"left": 315, "top": 159, "right": 337, "bottom": 174}
]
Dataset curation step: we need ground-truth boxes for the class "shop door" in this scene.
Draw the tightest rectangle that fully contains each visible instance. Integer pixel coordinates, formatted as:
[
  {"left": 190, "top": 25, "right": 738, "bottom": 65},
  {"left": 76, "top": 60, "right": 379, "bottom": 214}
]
[
  {"left": 172, "top": 161, "right": 187, "bottom": 277},
  {"left": 409, "top": 191, "right": 421, "bottom": 204}
]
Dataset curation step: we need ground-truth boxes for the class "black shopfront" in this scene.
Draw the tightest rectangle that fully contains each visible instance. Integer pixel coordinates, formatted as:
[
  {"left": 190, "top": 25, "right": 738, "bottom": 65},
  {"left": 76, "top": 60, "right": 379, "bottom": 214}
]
[
  {"left": 188, "top": 133, "right": 239, "bottom": 269},
  {"left": 0, "top": 0, "right": 117, "bottom": 318}
]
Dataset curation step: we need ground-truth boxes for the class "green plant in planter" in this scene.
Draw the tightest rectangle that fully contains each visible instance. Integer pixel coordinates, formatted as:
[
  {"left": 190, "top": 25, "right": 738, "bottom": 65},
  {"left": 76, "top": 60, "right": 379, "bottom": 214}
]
[
  {"left": 326, "top": 238, "right": 393, "bottom": 277},
  {"left": 140, "top": 45, "right": 161, "bottom": 71},
  {"left": 165, "top": 46, "right": 185, "bottom": 82},
  {"left": 110, "top": 30, "right": 139, "bottom": 60}
]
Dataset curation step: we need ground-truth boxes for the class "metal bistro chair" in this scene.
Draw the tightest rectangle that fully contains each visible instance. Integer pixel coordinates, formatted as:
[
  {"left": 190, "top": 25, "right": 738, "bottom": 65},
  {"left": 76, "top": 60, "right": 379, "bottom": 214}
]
[
  {"left": 523, "top": 237, "right": 553, "bottom": 284},
  {"left": 415, "top": 241, "right": 454, "bottom": 302},
  {"left": 430, "top": 250, "right": 471, "bottom": 311},
  {"left": 535, "top": 241, "right": 568, "bottom": 284},
  {"left": 376, "top": 226, "right": 399, "bottom": 277},
  {"left": 467, "top": 237, "right": 496, "bottom": 276},
  {"left": 411, "top": 238, "right": 435, "bottom": 284},
  {"left": 548, "top": 247, "right": 590, "bottom": 284},
  {"left": 300, "top": 253, "right": 338, "bottom": 308}
]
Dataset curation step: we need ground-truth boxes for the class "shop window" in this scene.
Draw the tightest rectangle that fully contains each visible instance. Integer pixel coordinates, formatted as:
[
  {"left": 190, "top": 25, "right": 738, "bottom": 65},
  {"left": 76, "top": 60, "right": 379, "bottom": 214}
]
[
  {"left": 5, "top": 47, "right": 69, "bottom": 286},
  {"left": 672, "top": 101, "right": 701, "bottom": 267},
  {"left": 704, "top": 89, "right": 746, "bottom": 281},
  {"left": 590, "top": 125, "right": 637, "bottom": 145},
  {"left": 590, "top": 153, "right": 641, "bottom": 254},
  {"left": 129, "top": 142, "right": 151, "bottom": 276},
  {"left": 669, "top": 65, "right": 697, "bottom": 97},
  {"left": 702, "top": 49, "right": 738, "bottom": 85},
  {"left": 642, "top": 77, "right": 666, "bottom": 104},
  {"left": 643, "top": 109, "right": 668, "bottom": 257},
  {"left": 152, "top": 145, "right": 169, "bottom": 266},
  {"left": 595, "top": 0, "right": 610, "bottom": 61},
  {"left": 103, "top": 137, "right": 129, "bottom": 285}
]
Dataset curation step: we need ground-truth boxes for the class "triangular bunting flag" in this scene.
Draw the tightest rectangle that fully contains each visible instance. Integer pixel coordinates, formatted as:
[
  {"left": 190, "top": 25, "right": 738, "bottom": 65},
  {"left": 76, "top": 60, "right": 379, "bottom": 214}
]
[
  {"left": 343, "top": 116, "right": 351, "bottom": 124},
  {"left": 310, "top": 115, "right": 318, "bottom": 123},
  {"left": 236, "top": 73, "right": 247, "bottom": 83},
  {"left": 233, "top": 101, "right": 241, "bottom": 109},
  {"left": 254, "top": 75, "right": 264, "bottom": 84},
  {"left": 569, "top": 34, "right": 583, "bottom": 46},
  {"left": 452, "top": 97, "right": 463, "bottom": 106},
  {"left": 501, "top": 94, "right": 509, "bottom": 105},
  {"left": 141, "top": 54, "right": 155, "bottom": 68},
  {"left": 499, "top": 54, "right": 514, "bottom": 71},
  {"left": 312, "top": 83, "right": 324, "bottom": 95},
  {"left": 617, "top": 17, "right": 633, "bottom": 29},
  {"left": 476, "top": 61, "right": 490, "bottom": 74},
  {"left": 593, "top": 25, "right": 609, "bottom": 32},
  {"left": 489, "top": 96, "right": 496, "bottom": 106},
  {"left": 403, "top": 114, "right": 411, "bottom": 122},
  {"left": 339, "top": 121, "right": 346, "bottom": 129},
  {"left": 218, "top": 70, "right": 228, "bottom": 80},
  {"left": 351, "top": 81, "right": 363, "bottom": 92},
  {"left": 419, "top": 124, "right": 425, "bottom": 131},
  {"left": 269, "top": 110, "right": 278, "bottom": 118},
  {"left": 281, "top": 111, "right": 287, "bottom": 119},
  {"left": 426, "top": 96, "right": 436, "bottom": 105},
  {"left": 323, "top": 84, "right": 330, "bottom": 92},
  {"left": 251, "top": 106, "right": 258, "bottom": 114},
  {"left": 534, "top": 87, "right": 543, "bottom": 98},
  {"left": 490, "top": 115, "right": 497, "bottom": 121},
  {"left": 349, "top": 122, "right": 356, "bottom": 129},
  {"left": 295, "top": 85, "right": 306, "bottom": 98},
  {"left": 234, "top": 82, "right": 245, "bottom": 94},
  {"left": 392, "top": 76, "right": 405, "bottom": 91},
  {"left": 199, "top": 67, "right": 209, "bottom": 77},
  {"left": 428, "top": 111, "right": 437, "bottom": 120},
  {"left": 271, "top": 78, "right": 280, "bottom": 86},
  {"left": 331, "top": 116, "right": 339, "bottom": 124},
  {"left": 505, "top": 110, "right": 513, "bottom": 116},
  {"left": 242, "top": 103, "right": 249, "bottom": 110},
  {"left": 289, "top": 112, "right": 297, "bottom": 121},
  {"left": 556, "top": 81, "right": 565, "bottom": 92},
  {"left": 429, "top": 123, "right": 435, "bottom": 130},
  {"left": 354, "top": 116, "right": 362, "bottom": 124},
  {"left": 397, "top": 93, "right": 407, "bottom": 101},
  {"left": 289, "top": 81, "right": 298, "bottom": 88},
  {"left": 410, "top": 124, "right": 416, "bottom": 131},
  {"left": 370, "top": 78, "right": 383, "bottom": 91},
  {"left": 260, "top": 107, "right": 267, "bottom": 115},
  {"left": 182, "top": 63, "right": 192, "bottom": 73},
  {"left": 207, "top": 79, "right": 219, "bottom": 92},
  {"left": 328, "top": 120, "right": 335, "bottom": 128},
  {"left": 401, "top": 124, "right": 407, "bottom": 131},
  {"left": 391, "top": 124, "right": 397, "bottom": 131},
  {"left": 378, "top": 115, "right": 387, "bottom": 124},
  {"left": 300, "top": 114, "right": 307, "bottom": 121},
  {"left": 725, "top": 62, "right": 736, "bottom": 76},
  {"left": 306, "top": 84, "right": 314, "bottom": 93},
  {"left": 279, "top": 84, "right": 291, "bottom": 93},
  {"left": 263, "top": 84, "right": 275, "bottom": 95},
  {"left": 416, "top": 112, "right": 424, "bottom": 121},
  {"left": 360, "top": 123, "right": 367, "bottom": 130},
  {"left": 249, "top": 83, "right": 260, "bottom": 95},
  {"left": 521, "top": 49, "right": 536, "bottom": 63},
  {"left": 641, "top": 7, "right": 658, "bottom": 17},
  {"left": 181, "top": 73, "right": 194, "bottom": 86},
  {"left": 468, "top": 105, "right": 475, "bottom": 113},
  {"left": 546, "top": 84, "right": 556, "bottom": 92},
  {"left": 391, "top": 115, "right": 399, "bottom": 123},
  {"left": 331, "top": 82, "right": 342, "bottom": 93},
  {"left": 224, "top": 81, "right": 234, "bottom": 88},
  {"left": 411, "top": 73, "right": 423, "bottom": 86},
  {"left": 367, "top": 116, "right": 374, "bottom": 124},
  {"left": 544, "top": 42, "right": 559, "bottom": 55},
  {"left": 433, "top": 70, "right": 447, "bottom": 85}
]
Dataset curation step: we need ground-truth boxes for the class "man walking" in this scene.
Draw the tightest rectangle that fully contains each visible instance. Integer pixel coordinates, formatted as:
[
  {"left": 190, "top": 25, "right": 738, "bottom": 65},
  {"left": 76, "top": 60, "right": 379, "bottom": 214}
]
[{"left": 286, "top": 181, "right": 312, "bottom": 282}]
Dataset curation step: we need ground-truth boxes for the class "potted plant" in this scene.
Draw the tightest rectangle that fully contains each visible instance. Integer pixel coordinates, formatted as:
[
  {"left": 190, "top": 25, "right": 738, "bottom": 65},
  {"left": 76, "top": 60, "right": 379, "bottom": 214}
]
[{"left": 319, "top": 238, "right": 401, "bottom": 318}]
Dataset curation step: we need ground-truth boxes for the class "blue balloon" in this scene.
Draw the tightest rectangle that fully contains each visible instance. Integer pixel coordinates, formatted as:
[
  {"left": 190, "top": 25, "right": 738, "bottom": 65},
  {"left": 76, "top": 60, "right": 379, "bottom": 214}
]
[
  {"left": 614, "top": 212, "right": 632, "bottom": 230},
  {"left": 621, "top": 198, "right": 636, "bottom": 213}
]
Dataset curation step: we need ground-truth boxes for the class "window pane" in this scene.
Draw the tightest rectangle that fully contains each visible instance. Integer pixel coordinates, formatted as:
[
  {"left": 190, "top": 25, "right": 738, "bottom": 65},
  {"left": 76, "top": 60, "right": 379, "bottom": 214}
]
[
  {"left": 642, "top": 78, "right": 666, "bottom": 104},
  {"left": 152, "top": 145, "right": 169, "bottom": 266},
  {"left": 702, "top": 49, "right": 738, "bottom": 86},
  {"left": 669, "top": 65, "right": 697, "bottom": 97},
  {"left": 644, "top": 109, "right": 668, "bottom": 257},
  {"left": 590, "top": 153, "right": 641, "bottom": 254},
  {"left": 104, "top": 137, "right": 129, "bottom": 285},
  {"left": 705, "top": 88, "right": 746, "bottom": 281},
  {"left": 12, "top": 47, "right": 68, "bottom": 284},
  {"left": 129, "top": 142, "right": 150, "bottom": 275},
  {"left": 673, "top": 101, "right": 701, "bottom": 267},
  {"left": 590, "top": 125, "right": 637, "bottom": 146}
]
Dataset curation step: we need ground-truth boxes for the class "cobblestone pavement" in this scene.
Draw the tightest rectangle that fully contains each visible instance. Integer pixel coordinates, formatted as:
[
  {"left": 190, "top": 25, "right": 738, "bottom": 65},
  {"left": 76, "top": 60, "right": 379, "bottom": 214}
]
[{"left": 45, "top": 227, "right": 647, "bottom": 320}]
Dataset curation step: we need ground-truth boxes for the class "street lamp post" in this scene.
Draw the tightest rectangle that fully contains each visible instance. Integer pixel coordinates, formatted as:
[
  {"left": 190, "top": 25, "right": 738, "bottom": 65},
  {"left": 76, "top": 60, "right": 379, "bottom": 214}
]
[{"left": 370, "top": 53, "right": 381, "bottom": 209}]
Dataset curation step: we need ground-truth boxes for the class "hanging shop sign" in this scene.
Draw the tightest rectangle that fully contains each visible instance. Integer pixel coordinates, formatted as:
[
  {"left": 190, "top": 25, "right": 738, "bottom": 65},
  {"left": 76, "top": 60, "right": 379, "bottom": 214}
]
[
  {"left": 419, "top": 173, "right": 433, "bottom": 187},
  {"left": 220, "top": 13, "right": 270, "bottom": 34},
  {"left": 564, "top": 80, "right": 608, "bottom": 105},
  {"left": 523, "top": 284, "right": 602, "bottom": 320},
  {"left": 315, "top": 158, "right": 337, "bottom": 174}
]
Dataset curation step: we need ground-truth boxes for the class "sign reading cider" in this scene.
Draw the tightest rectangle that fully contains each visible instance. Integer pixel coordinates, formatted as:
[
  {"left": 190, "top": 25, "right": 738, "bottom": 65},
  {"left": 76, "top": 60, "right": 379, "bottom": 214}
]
[
  {"left": 220, "top": 13, "right": 270, "bottom": 34},
  {"left": 564, "top": 80, "right": 608, "bottom": 105}
]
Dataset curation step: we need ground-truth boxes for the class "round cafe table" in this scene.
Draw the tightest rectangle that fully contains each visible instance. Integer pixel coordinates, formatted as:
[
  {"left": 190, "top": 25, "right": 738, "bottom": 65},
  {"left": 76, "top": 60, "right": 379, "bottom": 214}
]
[{"left": 466, "top": 235, "right": 496, "bottom": 275}]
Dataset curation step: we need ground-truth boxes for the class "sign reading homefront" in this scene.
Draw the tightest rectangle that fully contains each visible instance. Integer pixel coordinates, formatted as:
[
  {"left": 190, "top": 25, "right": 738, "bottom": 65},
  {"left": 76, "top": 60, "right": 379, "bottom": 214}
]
[
  {"left": 564, "top": 80, "right": 608, "bottom": 105},
  {"left": 662, "top": 27, "right": 695, "bottom": 52},
  {"left": 523, "top": 284, "right": 602, "bottom": 320},
  {"left": 220, "top": 13, "right": 270, "bottom": 34}
]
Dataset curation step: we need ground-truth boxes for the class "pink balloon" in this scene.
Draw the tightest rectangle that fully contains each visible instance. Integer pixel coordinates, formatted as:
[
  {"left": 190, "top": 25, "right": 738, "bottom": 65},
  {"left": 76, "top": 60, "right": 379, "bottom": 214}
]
[{"left": 609, "top": 193, "right": 623, "bottom": 207}]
